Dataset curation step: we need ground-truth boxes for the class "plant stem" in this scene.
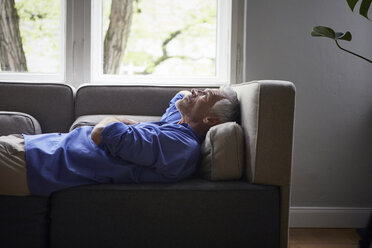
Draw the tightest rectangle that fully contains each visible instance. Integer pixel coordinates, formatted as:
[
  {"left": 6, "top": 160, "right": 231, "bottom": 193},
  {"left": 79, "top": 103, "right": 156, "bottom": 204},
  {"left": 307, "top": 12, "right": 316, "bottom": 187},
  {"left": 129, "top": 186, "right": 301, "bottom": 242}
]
[{"left": 335, "top": 40, "right": 372, "bottom": 63}]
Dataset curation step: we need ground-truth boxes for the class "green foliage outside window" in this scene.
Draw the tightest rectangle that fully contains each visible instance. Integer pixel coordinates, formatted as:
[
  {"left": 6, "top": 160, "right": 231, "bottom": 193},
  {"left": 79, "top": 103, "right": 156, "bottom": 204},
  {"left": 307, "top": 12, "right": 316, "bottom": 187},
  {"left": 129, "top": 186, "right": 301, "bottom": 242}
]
[
  {"left": 102, "top": 0, "right": 217, "bottom": 76},
  {"left": 15, "top": 0, "right": 61, "bottom": 72}
]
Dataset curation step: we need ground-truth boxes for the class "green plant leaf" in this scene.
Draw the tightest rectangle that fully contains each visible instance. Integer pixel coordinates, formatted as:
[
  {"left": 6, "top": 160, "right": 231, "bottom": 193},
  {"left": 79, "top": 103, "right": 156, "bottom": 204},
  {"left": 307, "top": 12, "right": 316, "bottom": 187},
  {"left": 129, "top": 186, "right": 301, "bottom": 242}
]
[
  {"left": 311, "top": 27, "right": 352, "bottom": 42},
  {"left": 346, "top": 0, "right": 359, "bottom": 11},
  {"left": 311, "top": 26, "right": 336, "bottom": 39},
  {"left": 335, "top": 31, "right": 352, "bottom": 41},
  {"left": 360, "top": 0, "right": 372, "bottom": 19}
]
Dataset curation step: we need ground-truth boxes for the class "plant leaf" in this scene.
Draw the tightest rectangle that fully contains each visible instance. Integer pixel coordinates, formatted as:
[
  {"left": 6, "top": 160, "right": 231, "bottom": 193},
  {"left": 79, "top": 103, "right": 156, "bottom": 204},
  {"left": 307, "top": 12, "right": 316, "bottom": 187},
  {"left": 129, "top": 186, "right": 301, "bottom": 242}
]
[
  {"left": 311, "top": 26, "right": 336, "bottom": 39},
  {"left": 346, "top": 0, "right": 359, "bottom": 11},
  {"left": 360, "top": 0, "right": 372, "bottom": 19},
  {"left": 335, "top": 31, "right": 352, "bottom": 41},
  {"left": 311, "top": 31, "right": 322, "bottom": 37}
]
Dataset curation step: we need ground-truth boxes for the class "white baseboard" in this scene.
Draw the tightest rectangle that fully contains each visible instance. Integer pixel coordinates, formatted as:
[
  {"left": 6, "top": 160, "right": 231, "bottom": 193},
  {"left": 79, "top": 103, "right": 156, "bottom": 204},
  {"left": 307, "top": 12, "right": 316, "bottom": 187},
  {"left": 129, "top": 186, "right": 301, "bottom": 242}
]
[{"left": 289, "top": 207, "right": 372, "bottom": 228}]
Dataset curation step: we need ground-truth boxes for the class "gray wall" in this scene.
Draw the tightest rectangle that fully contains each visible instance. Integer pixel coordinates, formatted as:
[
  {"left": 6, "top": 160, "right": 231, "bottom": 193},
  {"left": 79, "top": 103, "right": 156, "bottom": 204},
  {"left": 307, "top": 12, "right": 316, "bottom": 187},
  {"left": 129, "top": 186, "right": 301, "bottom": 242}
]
[{"left": 245, "top": 0, "right": 372, "bottom": 208}]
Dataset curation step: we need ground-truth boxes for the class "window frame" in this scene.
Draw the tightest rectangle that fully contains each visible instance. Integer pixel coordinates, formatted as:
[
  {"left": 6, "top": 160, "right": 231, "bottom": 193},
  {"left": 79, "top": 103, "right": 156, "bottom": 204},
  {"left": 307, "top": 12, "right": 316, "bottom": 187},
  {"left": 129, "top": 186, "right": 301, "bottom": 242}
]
[{"left": 0, "top": 0, "right": 66, "bottom": 83}]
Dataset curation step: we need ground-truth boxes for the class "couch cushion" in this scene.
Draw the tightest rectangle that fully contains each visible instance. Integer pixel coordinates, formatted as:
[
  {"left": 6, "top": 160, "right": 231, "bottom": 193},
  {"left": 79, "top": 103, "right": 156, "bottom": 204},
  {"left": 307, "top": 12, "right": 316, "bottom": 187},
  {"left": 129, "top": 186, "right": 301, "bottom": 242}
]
[
  {"left": 0, "top": 82, "right": 75, "bottom": 133},
  {"left": 69, "top": 114, "right": 162, "bottom": 131},
  {"left": 0, "top": 111, "right": 42, "bottom": 136},
  {"left": 50, "top": 179, "right": 280, "bottom": 248},
  {"left": 199, "top": 122, "right": 244, "bottom": 180},
  {"left": 75, "top": 85, "right": 192, "bottom": 118}
]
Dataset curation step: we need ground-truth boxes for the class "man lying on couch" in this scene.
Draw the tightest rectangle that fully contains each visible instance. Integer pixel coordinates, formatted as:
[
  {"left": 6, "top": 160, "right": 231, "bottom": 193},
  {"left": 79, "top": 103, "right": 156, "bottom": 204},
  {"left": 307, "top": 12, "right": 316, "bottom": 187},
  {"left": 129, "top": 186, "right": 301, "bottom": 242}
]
[{"left": 0, "top": 87, "right": 239, "bottom": 197}]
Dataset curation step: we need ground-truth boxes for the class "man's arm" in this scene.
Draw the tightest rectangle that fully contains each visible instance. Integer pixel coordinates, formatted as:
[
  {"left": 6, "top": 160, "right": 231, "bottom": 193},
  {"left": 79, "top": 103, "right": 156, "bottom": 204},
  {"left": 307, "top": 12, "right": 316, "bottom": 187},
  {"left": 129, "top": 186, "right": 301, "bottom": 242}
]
[
  {"left": 99, "top": 122, "right": 199, "bottom": 173},
  {"left": 160, "top": 90, "right": 191, "bottom": 123},
  {"left": 91, "top": 116, "right": 138, "bottom": 145}
]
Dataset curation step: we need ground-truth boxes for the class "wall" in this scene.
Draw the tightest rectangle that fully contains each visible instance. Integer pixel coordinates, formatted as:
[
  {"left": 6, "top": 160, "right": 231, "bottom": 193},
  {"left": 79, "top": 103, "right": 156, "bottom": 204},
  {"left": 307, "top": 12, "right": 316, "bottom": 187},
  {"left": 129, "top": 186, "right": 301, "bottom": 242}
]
[{"left": 244, "top": 0, "right": 372, "bottom": 227}]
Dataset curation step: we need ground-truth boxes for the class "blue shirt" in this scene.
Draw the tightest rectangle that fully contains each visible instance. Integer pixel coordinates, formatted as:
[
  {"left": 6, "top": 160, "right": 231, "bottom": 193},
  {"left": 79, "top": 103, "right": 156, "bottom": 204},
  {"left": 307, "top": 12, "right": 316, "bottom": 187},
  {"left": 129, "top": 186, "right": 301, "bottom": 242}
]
[{"left": 24, "top": 93, "right": 201, "bottom": 196}]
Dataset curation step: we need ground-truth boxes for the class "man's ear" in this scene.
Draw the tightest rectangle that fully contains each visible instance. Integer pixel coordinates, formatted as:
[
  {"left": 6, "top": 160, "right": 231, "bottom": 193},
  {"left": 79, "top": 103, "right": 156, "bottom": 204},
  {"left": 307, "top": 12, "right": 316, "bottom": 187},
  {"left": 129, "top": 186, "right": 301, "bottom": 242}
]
[{"left": 202, "top": 115, "right": 220, "bottom": 127}]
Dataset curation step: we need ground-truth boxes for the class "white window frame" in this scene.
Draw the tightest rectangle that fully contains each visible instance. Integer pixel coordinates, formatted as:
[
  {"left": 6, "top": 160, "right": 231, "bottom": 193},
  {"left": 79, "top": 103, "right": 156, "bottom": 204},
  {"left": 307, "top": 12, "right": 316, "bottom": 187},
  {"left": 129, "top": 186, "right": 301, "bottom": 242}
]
[
  {"left": 90, "top": 0, "right": 236, "bottom": 87},
  {"left": 0, "top": 0, "right": 66, "bottom": 83}
]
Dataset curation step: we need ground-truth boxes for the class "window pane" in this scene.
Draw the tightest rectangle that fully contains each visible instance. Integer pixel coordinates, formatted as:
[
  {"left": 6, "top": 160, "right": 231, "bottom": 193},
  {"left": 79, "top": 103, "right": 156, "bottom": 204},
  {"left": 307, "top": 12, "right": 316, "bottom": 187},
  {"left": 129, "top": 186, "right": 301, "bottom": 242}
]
[
  {"left": 0, "top": 0, "right": 62, "bottom": 74},
  {"left": 102, "top": 0, "right": 217, "bottom": 77}
]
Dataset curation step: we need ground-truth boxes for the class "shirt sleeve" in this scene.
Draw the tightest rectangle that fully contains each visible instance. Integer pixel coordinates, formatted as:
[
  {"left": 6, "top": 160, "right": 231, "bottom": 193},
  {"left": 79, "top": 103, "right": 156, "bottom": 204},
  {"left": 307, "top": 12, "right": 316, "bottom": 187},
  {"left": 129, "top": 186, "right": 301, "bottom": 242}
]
[
  {"left": 160, "top": 92, "right": 184, "bottom": 123},
  {"left": 100, "top": 122, "right": 200, "bottom": 180}
]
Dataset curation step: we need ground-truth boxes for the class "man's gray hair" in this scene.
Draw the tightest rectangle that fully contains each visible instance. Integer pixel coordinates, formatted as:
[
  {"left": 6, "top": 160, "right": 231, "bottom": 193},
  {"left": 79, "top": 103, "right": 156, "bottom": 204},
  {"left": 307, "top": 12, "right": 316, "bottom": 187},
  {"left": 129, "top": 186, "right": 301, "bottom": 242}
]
[{"left": 210, "top": 85, "right": 240, "bottom": 123}]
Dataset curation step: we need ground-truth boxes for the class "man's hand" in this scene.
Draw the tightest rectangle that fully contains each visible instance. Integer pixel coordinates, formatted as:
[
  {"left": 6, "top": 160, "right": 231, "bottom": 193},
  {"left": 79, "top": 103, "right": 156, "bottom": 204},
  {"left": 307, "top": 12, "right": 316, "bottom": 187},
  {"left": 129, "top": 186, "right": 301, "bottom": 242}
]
[
  {"left": 91, "top": 116, "right": 138, "bottom": 145},
  {"left": 179, "top": 90, "right": 191, "bottom": 97},
  {"left": 91, "top": 125, "right": 105, "bottom": 145}
]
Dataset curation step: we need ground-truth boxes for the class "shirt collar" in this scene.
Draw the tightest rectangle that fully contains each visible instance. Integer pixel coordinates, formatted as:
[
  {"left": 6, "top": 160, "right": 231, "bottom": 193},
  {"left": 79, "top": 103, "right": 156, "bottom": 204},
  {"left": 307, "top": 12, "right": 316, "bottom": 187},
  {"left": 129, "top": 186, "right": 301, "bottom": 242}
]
[{"left": 180, "top": 123, "right": 203, "bottom": 144}]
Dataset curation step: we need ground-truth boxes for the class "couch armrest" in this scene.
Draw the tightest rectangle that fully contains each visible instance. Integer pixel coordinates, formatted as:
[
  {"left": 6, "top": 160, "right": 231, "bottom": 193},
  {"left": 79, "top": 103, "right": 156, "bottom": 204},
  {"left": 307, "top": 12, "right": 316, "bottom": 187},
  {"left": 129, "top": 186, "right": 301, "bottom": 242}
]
[
  {"left": 0, "top": 111, "right": 42, "bottom": 135},
  {"left": 233, "top": 80, "right": 296, "bottom": 248},
  {"left": 233, "top": 80, "right": 295, "bottom": 185}
]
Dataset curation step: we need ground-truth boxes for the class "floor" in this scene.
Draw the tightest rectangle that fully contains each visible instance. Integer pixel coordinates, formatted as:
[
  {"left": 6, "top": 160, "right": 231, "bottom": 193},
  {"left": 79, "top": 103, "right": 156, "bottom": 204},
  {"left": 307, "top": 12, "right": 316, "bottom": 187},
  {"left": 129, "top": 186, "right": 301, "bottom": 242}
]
[{"left": 289, "top": 228, "right": 362, "bottom": 248}]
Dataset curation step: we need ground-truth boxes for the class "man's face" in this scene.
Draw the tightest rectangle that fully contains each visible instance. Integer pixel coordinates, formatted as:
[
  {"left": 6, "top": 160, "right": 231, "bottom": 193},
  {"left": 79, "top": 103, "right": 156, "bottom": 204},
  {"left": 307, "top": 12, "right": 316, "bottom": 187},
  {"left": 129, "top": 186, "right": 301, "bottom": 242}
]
[{"left": 176, "top": 89, "right": 227, "bottom": 123}]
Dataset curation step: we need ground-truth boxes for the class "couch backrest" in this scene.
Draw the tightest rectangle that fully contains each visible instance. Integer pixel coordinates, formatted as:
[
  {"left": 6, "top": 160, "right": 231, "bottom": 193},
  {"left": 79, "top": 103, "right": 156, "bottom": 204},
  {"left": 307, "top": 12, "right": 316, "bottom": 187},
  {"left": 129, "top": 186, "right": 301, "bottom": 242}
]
[
  {"left": 0, "top": 82, "right": 75, "bottom": 133},
  {"left": 74, "top": 85, "right": 191, "bottom": 118}
]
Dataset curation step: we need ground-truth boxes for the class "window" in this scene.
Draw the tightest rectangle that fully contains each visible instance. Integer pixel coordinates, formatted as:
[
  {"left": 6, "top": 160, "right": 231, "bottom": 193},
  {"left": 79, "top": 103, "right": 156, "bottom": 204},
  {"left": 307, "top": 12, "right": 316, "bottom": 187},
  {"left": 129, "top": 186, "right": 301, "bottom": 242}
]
[
  {"left": 92, "top": 0, "right": 232, "bottom": 85},
  {"left": 0, "top": 0, "right": 65, "bottom": 82},
  {"left": 0, "top": 0, "right": 244, "bottom": 86}
]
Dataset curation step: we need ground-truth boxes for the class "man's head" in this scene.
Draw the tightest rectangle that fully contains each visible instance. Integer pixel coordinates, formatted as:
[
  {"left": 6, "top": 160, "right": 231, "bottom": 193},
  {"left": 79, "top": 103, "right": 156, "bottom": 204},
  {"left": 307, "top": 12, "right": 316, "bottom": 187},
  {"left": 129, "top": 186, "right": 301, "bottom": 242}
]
[{"left": 176, "top": 86, "right": 239, "bottom": 136}]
